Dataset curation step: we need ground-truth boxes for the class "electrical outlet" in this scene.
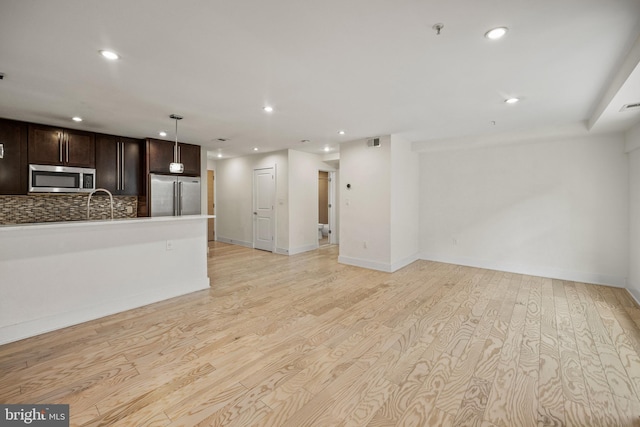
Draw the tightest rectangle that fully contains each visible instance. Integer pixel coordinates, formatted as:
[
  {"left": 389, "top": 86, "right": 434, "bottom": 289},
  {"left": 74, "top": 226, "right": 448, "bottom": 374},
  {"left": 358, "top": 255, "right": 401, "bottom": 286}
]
[
  {"left": 166, "top": 240, "right": 174, "bottom": 251},
  {"left": 126, "top": 206, "right": 133, "bottom": 214}
]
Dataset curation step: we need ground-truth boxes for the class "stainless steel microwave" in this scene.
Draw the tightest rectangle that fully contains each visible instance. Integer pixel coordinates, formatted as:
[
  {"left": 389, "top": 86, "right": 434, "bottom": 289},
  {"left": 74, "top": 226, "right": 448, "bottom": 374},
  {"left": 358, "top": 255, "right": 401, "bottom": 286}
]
[{"left": 28, "top": 164, "right": 96, "bottom": 193}]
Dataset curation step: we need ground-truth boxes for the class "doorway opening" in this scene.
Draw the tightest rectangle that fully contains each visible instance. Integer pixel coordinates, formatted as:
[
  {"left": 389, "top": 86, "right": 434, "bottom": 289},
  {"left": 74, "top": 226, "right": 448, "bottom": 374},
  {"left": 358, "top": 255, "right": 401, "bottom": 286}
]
[
  {"left": 207, "top": 170, "right": 215, "bottom": 242},
  {"left": 318, "top": 170, "right": 337, "bottom": 247},
  {"left": 318, "top": 171, "right": 329, "bottom": 246}
]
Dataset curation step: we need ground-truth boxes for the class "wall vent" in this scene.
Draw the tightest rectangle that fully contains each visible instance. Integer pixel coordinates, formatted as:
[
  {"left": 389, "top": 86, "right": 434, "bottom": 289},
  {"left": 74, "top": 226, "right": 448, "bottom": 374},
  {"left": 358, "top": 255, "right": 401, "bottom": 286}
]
[
  {"left": 620, "top": 102, "right": 640, "bottom": 112},
  {"left": 367, "top": 137, "right": 381, "bottom": 147}
]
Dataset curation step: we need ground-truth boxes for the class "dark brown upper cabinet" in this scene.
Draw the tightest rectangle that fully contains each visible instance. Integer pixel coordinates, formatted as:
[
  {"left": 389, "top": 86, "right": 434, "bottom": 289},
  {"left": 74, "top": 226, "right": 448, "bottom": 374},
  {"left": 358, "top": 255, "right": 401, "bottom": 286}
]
[
  {"left": 147, "top": 138, "right": 200, "bottom": 176},
  {"left": 178, "top": 143, "right": 201, "bottom": 176},
  {"left": 28, "top": 124, "right": 95, "bottom": 168},
  {"left": 0, "top": 118, "right": 28, "bottom": 194},
  {"left": 95, "top": 134, "right": 143, "bottom": 196}
]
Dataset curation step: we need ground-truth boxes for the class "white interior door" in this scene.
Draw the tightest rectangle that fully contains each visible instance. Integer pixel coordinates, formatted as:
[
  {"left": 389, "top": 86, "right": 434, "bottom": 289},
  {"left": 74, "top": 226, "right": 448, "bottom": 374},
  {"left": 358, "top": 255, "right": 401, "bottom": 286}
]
[{"left": 253, "top": 167, "right": 275, "bottom": 251}]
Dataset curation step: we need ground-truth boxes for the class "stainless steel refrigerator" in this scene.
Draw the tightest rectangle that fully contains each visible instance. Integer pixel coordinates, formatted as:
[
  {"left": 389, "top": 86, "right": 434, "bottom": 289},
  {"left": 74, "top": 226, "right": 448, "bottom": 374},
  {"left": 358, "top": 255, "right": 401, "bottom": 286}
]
[{"left": 150, "top": 174, "right": 201, "bottom": 217}]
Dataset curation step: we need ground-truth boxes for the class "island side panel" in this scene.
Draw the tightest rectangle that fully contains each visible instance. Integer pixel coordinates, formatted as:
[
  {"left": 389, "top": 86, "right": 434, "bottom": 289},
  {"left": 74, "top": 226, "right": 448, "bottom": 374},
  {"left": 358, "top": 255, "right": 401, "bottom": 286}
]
[{"left": 0, "top": 217, "right": 210, "bottom": 344}]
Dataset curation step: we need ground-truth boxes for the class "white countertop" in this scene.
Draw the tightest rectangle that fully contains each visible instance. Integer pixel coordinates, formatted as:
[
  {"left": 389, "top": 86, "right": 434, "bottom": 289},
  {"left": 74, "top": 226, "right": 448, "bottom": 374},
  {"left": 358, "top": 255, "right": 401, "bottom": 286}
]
[{"left": 0, "top": 215, "right": 215, "bottom": 232}]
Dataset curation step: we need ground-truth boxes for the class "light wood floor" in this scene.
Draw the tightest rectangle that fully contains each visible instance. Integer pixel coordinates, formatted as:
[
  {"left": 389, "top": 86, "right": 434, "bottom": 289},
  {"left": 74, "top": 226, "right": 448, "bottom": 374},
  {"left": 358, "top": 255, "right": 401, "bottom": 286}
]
[{"left": 2, "top": 242, "right": 640, "bottom": 426}]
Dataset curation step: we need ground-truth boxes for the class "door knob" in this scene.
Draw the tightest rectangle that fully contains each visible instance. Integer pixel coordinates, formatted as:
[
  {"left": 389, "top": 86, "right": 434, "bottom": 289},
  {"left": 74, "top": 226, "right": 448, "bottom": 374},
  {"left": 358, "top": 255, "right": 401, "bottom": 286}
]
[{"left": 253, "top": 212, "right": 257, "bottom": 215}]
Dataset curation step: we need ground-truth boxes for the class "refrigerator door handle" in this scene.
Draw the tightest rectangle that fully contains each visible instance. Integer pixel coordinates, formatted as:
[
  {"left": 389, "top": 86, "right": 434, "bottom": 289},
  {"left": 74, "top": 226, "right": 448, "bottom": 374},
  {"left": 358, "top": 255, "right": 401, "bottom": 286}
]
[
  {"left": 173, "top": 181, "right": 178, "bottom": 216},
  {"left": 178, "top": 181, "right": 183, "bottom": 215}
]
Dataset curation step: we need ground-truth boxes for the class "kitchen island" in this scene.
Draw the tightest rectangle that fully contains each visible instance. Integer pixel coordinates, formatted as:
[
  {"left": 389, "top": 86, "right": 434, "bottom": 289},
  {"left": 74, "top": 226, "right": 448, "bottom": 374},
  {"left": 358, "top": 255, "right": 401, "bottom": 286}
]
[{"left": 0, "top": 215, "right": 211, "bottom": 345}]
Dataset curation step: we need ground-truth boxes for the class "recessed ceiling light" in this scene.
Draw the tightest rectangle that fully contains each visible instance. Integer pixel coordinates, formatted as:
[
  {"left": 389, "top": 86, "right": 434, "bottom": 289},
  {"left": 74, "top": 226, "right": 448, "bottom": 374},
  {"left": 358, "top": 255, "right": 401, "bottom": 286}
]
[
  {"left": 217, "top": 153, "right": 222, "bottom": 158},
  {"left": 99, "top": 50, "right": 120, "bottom": 60},
  {"left": 263, "top": 106, "right": 273, "bottom": 113},
  {"left": 72, "top": 116, "right": 83, "bottom": 122},
  {"left": 485, "top": 27, "right": 508, "bottom": 40},
  {"left": 338, "top": 130, "right": 345, "bottom": 135},
  {"left": 324, "top": 147, "right": 331, "bottom": 152},
  {"left": 505, "top": 97, "right": 520, "bottom": 104},
  {"left": 253, "top": 147, "right": 259, "bottom": 151},
  {"left": 159, "top": 131, "right": 167, "bottom": 137}
]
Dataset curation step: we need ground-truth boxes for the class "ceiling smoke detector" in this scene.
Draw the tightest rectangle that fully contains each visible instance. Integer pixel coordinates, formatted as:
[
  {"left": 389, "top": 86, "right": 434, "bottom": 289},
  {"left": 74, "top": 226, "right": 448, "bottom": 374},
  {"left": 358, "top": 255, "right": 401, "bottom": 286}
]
[{"left": 620, "top": 102, "right": 640, "bottom": 112}]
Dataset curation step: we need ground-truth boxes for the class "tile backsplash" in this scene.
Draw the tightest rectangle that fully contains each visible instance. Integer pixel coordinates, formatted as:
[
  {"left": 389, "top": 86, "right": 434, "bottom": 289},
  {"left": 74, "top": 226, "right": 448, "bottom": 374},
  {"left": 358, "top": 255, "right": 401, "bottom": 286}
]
[{"left": 0, "top": 194, "right": 138, "bottom": 224}]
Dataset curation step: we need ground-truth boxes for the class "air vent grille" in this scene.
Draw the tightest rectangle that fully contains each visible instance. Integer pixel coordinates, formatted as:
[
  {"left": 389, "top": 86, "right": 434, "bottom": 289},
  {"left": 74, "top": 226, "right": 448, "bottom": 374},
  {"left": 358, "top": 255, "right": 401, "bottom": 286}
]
[{"left": 620, "top": 102, "right": 640, "bottom": 112}]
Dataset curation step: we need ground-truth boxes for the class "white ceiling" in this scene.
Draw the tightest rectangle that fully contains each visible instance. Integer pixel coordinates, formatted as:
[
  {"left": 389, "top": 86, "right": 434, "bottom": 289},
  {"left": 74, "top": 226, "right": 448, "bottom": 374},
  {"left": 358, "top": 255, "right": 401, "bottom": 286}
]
[{"left": 1, "top": 0, "right": 639, "bottom": 159}]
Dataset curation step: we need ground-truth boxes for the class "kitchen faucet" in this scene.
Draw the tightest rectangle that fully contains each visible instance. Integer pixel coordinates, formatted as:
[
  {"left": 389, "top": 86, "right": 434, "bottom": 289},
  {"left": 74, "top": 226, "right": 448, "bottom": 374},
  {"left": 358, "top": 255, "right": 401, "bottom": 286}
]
[{"left": 87, "top": 188, "right": 114, "bottom": 220}]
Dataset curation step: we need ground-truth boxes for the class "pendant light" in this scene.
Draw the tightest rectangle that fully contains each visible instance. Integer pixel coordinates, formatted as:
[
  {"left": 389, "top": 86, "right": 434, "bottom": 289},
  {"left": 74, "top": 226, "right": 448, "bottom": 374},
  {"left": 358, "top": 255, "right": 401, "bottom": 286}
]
[{"left": 169, "top": 114, "right": 184, "bottom": 173}]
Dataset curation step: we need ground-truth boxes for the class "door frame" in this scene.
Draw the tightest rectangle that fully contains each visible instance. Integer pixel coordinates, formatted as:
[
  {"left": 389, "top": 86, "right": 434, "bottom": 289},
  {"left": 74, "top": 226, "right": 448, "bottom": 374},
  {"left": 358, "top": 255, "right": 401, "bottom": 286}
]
[{"left": 253, "top": 165, "right": 276, "bottom": 252}]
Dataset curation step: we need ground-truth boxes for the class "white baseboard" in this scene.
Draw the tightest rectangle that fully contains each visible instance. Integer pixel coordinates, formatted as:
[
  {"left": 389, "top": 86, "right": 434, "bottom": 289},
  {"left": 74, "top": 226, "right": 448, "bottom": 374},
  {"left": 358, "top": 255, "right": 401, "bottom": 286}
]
[
  {"left": 627, "top": 285, "right": 640, "bottom": 307},
  {"left": 274, "top": 247, "right": 289, "bottom": 255},
  {"left": 418, "top": 252, "right": 626, "bottom": 287},
  {"left": 339, "top": 255, "right": 392, "bottom": 272},
  {"left": 216, "top": 236, "right": 253, "bottom": 248},
  {"left": 338, "top": 254, "right": 418, "bottom": 273},
  {"left": 0, "top": 279, "right": 210, "bottom": 345},
  {"left": 289, "top": 244, "right": 319, "bottom": 256},
  {"left": 391, "top": 253, "right": 419, "bottom": 272}
]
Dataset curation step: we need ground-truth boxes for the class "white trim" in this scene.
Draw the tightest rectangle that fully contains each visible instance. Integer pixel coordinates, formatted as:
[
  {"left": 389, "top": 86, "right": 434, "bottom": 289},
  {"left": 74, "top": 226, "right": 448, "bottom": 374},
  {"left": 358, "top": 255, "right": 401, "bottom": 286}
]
[
  {"left": 627, "top": 285, "right": 640, "bottom": 307},
  {"left": 0, "top": 280, "right": 210, "bottom": 345},
  {"left": 390, "top": 253, "right": 419, "bottom": 272},
  {"left": 216, "top": 236, "right": 253, "bottom": 248},
  {"left": 274, "top": 247, "right": 289, "bottom": 255},
  {"left": 289, "top": 244, "right": 319, "bottom": 256},
  {"left": 338, "top": 255, "right": 393, "bottom": 272},
  {"left": 412, "top": 123, "right": 590, "bottom": 153},
  {"left": 328, "top": 171, "right": 337, "bottom": 245},
  {"left": 419, "top": 252, "right": 626, "bottom": 287}
]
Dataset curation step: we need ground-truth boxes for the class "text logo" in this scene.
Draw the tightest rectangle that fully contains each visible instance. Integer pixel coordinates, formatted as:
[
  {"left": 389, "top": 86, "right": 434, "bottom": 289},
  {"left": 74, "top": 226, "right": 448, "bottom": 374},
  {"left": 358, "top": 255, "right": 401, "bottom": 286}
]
[{"left": 1, "top": 405, "right": 69, "bottom": 426}]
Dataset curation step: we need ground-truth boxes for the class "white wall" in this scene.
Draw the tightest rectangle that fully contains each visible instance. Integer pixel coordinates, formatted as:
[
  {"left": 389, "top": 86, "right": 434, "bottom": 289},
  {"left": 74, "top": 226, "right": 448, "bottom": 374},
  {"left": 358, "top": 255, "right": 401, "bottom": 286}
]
[
  {"left": 215, "top": 150, "right": 289, "bottom": 250},
  {"left": 419, "top": 133, "right": 629, "bottom": 286},
  {"left": 390, "top": 134, "right": 420, "bottom": 270},
  {"left": 339, "top": 136, "right": 392, "bottom": 270},
  {"left": 287, "top": 150, "right": 337, "bottom": 255},
  {"left": 627, "top": 122, "right": 640, "bottom": 302}
]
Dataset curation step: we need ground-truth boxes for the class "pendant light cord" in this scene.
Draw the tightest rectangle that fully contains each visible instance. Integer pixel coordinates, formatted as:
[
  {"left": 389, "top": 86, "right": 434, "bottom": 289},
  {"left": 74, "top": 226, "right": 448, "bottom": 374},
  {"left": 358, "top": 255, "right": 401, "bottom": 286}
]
[
  {"left": 169, "top": 114, "right": 183, "bottom": 163},
  {"left": 174, "top": 116, "right": 179, "bottom": 162}
]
